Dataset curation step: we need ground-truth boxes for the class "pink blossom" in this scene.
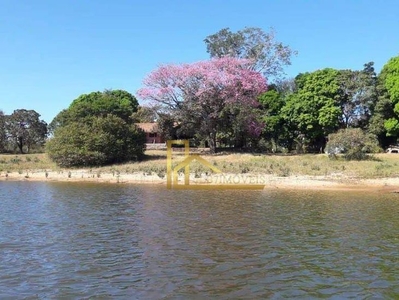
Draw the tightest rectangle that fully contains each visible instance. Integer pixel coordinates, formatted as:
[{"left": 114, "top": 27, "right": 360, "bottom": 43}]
[{"left": 137, "top": 57, "right": 267, "bottom": 109}]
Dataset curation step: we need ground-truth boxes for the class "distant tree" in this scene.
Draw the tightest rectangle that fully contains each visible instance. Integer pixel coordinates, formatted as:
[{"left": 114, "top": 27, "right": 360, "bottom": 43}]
[
  {"left": 137, "top": 57, "right": 267, "bottom": 153},
  {"left": 5, "top": 109, "right": 47, "bottom": 153},
  {"left": 204, "top": 27, "right": 297, "bottom": 78}
]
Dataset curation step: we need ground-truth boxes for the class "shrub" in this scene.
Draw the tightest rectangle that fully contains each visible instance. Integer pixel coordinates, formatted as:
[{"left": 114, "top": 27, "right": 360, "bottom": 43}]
[
  {"left": 326, "top": 128, "right": 381, "bottom": 160},
  {"left": 46, "top": 115, "right": 146, "bottom": 167}
]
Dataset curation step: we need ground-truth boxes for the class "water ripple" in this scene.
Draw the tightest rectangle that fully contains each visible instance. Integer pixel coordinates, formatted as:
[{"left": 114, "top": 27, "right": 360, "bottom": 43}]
[{"left": 1, "top": 182, "right": 399, "bottom": 298}]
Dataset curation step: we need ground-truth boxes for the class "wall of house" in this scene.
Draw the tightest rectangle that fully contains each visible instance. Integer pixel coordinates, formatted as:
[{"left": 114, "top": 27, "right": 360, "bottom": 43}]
[{"left": 145, "top": 133, "right": 164, "bottom": 143}]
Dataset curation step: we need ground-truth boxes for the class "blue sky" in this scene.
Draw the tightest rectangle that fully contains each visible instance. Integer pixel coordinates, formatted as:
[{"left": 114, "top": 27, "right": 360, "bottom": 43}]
[{"left": 1, "top": 0, "right": 398, "bottom": 123}]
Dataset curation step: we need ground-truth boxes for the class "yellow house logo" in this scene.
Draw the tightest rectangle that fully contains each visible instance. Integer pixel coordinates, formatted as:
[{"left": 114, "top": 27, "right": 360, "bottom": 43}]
[{"left": 166, "top": 140, "right": 265, "bottom": 190}]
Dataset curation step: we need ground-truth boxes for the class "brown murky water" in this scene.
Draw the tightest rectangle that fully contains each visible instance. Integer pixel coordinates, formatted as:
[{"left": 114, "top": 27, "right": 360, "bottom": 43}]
[{"left": 1, "top": 181, "right": 399, "bottom": 299}]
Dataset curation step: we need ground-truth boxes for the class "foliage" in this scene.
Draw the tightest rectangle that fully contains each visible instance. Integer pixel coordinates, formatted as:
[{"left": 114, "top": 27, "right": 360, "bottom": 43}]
[
  {"left": 69, "top": 89, "right": 139, "bottom": 122},
  {"left": 281, "top": 69, "right": 341, "bottom": 151},
  {"left": 46, "top": 115, "right": 146, "bottom": 167},
  {"left": 137, "top": 57, "right": 267, "bottom": 153},
  {"left": 48, "top": 109, "right": 69, "bottom": 136},
  {"left": 368, "top": 61, "right": 396, "bottom": 147},
  {"left": 5, "top": 109, "right": 47, "bottom": 153},
  {"left": 326, "top": 128, "right": 380, "bottom": 160},
  {"left": 204, "top": 27, "right": 296, "bottom": 78},
  {"left": 379, "top": 55, "right": 399, "bottom": 138},
  {"left": 130, "top": 105, "right": 158, "bottom": 123},
  {"left": 258, "top": 86, "right": 291, "bottom": 150},
  {"left": 337, "top": 62, "right": 378, "bottom": 128},
  {"left": 383, "top": 56, "right": 399, "bottom": 104},
  {"left": 49, "top": 90, "right": 139, "bottom": 133},
  {"left": 47, "top": 90, "right": 145, "bottom": 167}
]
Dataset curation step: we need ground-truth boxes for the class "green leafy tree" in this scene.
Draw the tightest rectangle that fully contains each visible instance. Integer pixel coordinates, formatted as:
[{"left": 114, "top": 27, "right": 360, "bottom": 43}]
[
  {"left": 46, "top": 115, "right": 145, "bottom": 167},
  {"left": 368, "top": 62, "right": 397, "bottom": 147},
  {"left": 281, "top": 69, "right": 341, "bottom": 151},
  {"left": 5, "top": 109, "right": 47, "bottom": 153},
  {"left": 69, "top": 89, "right": 139, "bottom": 122},
  {"left": 50, "top": 90, "right": 139, "bottom": 133},
  {"left": 217, "top": 103, "right": 263, "bottom": 148},
  {"left": 379, "top": 55, "right": 399, "bottom": 138},
  {"left": 47, "top": 90, "right": 145, "bottom": 166},
  {"left": 204, "top": 27, "right": 296, "bottom": 78},
  {"left": 337, "top": 62, "right": 378, "bottom": 129},
  {"left": 258, "top": 85, "right": 291, "bottom": 151},
  {"left": 48, "top": 109, "right": 70, "bottom": 136}
]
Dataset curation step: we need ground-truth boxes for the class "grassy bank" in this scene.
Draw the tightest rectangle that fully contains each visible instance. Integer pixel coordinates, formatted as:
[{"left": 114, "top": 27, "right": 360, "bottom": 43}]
[{"left": 1, "top": 151, "right": 399, "bottom": 180}]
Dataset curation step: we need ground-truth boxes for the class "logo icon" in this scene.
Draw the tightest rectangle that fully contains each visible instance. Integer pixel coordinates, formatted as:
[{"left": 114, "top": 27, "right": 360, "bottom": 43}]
[{"left": 166, "top": 140, "right": 265, "bottom": 190}]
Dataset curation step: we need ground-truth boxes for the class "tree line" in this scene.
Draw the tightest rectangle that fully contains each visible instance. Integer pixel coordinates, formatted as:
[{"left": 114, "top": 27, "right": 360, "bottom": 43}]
[
  {"left": 138, "top": 27, "right": 399, "bottom": 155},
  {"left": 1, "top": 27, "right": 398, "bottom": 166}
]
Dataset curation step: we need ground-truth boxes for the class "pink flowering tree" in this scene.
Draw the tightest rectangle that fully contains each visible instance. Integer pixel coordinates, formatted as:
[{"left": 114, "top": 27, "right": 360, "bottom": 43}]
[{"left": 137, "top": 57, "right": 267, "bottom": 153}]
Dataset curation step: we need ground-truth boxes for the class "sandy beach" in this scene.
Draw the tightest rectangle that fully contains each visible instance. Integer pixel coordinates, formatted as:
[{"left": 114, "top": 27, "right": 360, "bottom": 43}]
[{"left": 1, "top": 169, "right": 399, "bottom": 192}]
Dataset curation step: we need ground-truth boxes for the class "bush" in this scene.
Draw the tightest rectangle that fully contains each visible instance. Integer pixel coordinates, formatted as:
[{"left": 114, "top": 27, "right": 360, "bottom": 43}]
[
  {"left": 46, "top": 115, "right": 146, "bottom": 167},
  {"left": 325, "top": 128, "right": 381, "bottom": 160}
]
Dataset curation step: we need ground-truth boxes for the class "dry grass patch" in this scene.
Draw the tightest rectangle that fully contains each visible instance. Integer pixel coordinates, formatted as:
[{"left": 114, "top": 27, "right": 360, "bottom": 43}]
[
  {"left": 2, "top": 150, "right": 399, "bottom": 180},
  {"left": 0, "top": 153, "right": 57, "bottom": 173}
]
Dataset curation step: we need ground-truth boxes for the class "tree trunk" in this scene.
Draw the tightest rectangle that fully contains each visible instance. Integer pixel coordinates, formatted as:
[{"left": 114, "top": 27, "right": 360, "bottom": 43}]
[
  {"left": 17, "top": 137, "right": 24, "bottom": 154},
  {"left": 209, "top": 132, "right": 217, "bottom": 154}
]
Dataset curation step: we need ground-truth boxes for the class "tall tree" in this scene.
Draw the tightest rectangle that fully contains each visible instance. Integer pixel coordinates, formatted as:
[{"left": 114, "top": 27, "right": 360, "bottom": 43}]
[
  {"left": 368, "top": 68, "right": 396, "bottom": 147},
  {"left": 137, "top": 57, "right": 267, "bottom": 153},
  {"left": 337, "top": 62, "right": 378, "bottom": 129},
  {"left": 5, "top": 109, "right": 48, "bottom": 153},
  {"left": 380, "top": 55, "right": 399, "bottom": 138},
  {"left": 281, "top": 69, "right": 341, "bottom": 151},
  {"left": 204, "top": 27, "right": 296, "bottom": 78},
  {"left": 258, "top": 85, "right": 291, "bottom": 150}
]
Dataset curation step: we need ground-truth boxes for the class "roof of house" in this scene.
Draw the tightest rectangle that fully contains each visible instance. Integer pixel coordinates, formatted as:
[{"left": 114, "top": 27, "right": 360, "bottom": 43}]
[{"left": 135, "top": 123, "right": 159, "bottom": 133}]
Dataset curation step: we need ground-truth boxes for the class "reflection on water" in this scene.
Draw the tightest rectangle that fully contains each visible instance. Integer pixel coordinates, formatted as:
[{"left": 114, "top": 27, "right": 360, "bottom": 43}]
[{"left": 0, "top": 182, "right": 399, "bottom": 298}]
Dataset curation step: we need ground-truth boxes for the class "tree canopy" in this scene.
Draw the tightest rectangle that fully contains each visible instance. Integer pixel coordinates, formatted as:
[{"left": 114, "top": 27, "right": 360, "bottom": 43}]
[
  {"left": 337, "top": 63, "right": 377, "bottom": 129},
  {"left": 380, "top": 56, "right": 399, "bottom": 137},
  {"left": 137, "top": 57, "right": 267, "bottom": 153},
  {"left": 50, "top": 89, "right": 139, "bottom": 133},
  {"left": 204, "top": 27, "right": 296, "bottom": 78},
  {"left": 2, "top": 33, "right": 398, "bottom": 160},
  {"left": 281, "top": 68, "right": 342, "bottom": 150},
  {"left": 5, "top": 109, "right": 48, "bottom": 153}
]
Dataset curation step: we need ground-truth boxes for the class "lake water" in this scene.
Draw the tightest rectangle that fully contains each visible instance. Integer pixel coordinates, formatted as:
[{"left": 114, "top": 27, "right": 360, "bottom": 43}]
[{"left": 1, "top": 181, "right": 399, "bottom": 299}]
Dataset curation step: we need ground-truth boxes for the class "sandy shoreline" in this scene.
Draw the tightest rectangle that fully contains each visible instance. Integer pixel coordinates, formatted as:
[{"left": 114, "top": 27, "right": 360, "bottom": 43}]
[{"left": 1, "top": 169, "right": 399, "bottom": 192}]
